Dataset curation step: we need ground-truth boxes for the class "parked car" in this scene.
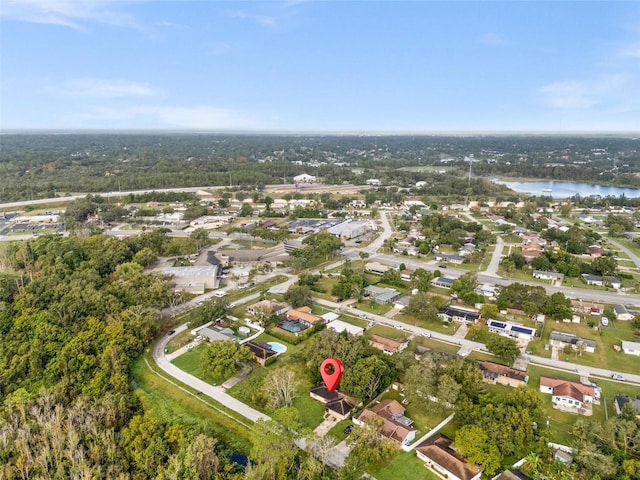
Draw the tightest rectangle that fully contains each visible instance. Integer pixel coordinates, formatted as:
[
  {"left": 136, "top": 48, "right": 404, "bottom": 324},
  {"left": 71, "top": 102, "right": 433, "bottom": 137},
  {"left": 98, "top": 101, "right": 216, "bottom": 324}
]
[
  {"left": 359, "top": 313, "right": 368, "bottom": 319},
  {"left": 343, "top": 425, "right": 353, "bottom": 434},
  {"left": 438, "top": 264, "right": 447, "bottom": 268},
  {"left": 394, "top": 324, "right": 404, "bottom": 330},
  {"left": 601, "top": 317, "right": 609, "bottom": 326}
]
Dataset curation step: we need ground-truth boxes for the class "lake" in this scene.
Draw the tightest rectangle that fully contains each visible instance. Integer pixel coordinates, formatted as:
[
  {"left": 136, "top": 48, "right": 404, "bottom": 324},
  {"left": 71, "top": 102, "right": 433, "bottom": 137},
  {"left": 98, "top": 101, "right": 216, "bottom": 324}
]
[{"left": 494, "top": 179, "right": 640, "bottom": 198}]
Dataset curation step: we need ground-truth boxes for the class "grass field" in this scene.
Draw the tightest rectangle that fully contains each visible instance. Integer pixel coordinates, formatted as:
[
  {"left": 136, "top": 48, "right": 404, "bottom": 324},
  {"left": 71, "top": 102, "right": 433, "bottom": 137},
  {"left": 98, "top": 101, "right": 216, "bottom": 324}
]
[
  {"left": 171, "top": 343, "right": 231, "bottom": 384},
  {"left": 394, "top": 311, "right": 458, "bottom": 335},
  {"left": 130, "top": 354, "right": 253, "bottom": 453},
  {"left": 364, "top": 323, "right": 411, "bottom": 340},
  {"left": 371, "top": 451, "right": 440, "bottom": 480},
  {"left": 536, "top": 319, "right": 640, "bottom": 374}
]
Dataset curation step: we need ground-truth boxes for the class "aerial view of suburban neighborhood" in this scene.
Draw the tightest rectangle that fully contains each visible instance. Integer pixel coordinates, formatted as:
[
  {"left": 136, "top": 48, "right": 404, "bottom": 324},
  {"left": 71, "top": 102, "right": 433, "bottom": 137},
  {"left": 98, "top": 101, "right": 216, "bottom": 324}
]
[
  {"left": 1, "top": 133, "right": 639, "bottom": 480},
  {"left": 2, "top": 1, "right": 640, "bottom": 478}
]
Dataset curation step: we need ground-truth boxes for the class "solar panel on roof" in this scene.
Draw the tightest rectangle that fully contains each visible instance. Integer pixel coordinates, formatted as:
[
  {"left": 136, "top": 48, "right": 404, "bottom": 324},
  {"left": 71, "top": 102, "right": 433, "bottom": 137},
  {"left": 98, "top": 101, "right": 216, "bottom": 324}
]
[
  {"left": 489, "top": 321, "right": 507, "bottom": 329},
  {"left": 511, "top": 325, "right": 535, "bottom": 335}
]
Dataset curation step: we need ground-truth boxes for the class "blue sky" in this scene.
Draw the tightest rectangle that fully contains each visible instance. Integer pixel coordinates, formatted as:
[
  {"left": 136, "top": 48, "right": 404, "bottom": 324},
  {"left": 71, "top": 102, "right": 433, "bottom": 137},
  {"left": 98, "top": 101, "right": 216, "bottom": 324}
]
[{"left": 1, "top": 1, "right": 639, "bottom": 132}]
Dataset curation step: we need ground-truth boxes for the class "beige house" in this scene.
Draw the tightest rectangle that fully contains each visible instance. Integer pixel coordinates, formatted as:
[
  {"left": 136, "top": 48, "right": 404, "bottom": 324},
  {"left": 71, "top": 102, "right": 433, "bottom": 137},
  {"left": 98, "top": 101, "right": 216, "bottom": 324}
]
[
  {"left": 368, "top": 334, "right": 409, "bottom": 355},
  {"left": 415, "top": 434, "right": 482, "bottom": 480}
]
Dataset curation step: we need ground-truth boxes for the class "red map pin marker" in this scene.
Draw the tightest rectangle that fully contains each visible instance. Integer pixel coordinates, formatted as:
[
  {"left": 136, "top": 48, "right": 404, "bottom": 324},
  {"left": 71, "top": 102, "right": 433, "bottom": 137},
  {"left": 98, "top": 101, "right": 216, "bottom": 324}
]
[{"left": 320, "top": 357, "right": 344, "bottom": 392}]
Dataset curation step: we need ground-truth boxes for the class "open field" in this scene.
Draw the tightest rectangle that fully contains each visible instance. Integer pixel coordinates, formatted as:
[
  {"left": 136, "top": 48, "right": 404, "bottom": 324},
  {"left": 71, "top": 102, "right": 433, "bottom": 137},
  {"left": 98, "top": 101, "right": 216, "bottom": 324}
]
[{"left": 371, "top": 451, "right": 440, "bottom": 480}]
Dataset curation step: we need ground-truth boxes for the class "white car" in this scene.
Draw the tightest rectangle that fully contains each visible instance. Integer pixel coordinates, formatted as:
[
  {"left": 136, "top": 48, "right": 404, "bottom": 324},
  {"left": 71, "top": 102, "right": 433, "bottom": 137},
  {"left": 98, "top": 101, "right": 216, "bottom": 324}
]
[
  {"left": 421, "top": 331, "right": 431, "bottom": 338},
  {"left": 213, "top": 290, "right": 227, "bottom": 298},
  {"left": 611, "top": 373, "right": 625, "bottom": 381},
  {"left": 601, "top": 317, "right": 609, "bottom": 326}
]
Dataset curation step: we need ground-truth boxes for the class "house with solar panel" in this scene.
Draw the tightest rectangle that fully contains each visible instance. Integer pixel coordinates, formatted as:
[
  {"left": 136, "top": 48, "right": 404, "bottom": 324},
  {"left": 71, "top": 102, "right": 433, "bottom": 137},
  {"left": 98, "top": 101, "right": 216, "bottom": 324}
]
[
  {"left": 437, "top": 306, "right": 480, "bottom": 323},
  {"left": 487, "top": 319, "right": 536, "bottom": 340}
]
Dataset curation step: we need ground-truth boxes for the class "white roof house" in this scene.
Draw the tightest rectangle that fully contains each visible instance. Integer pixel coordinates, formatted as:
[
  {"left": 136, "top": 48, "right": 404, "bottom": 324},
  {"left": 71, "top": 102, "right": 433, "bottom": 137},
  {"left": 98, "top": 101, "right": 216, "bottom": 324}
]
[
  {"left": 293, "top": 173, "right": 317, "bottom": 183},
  {"left": 622, "top": 341, "right": 640, "bottom": 356},
  {"left": 327, "top": 320, "right": 364, "bottom": 336}
]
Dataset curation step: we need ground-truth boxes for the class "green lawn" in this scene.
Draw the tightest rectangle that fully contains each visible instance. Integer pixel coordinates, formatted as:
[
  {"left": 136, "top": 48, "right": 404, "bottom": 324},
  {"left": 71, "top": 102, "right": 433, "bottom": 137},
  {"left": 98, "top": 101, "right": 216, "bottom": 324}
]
[
  {"left": 364, "top": 324, "right": 411, "bottom": 340},
  {"left": 292, "top": 393, "right": 326, "bottom": 430},
  {"left": 353, "top": 300, "right": 394, "bottom": 316},
  {"left": 165, "top": 327, "right": 195, "bottom": 353},
  {"left": 130, "top": 355, "right": 253, "bottom": 453},
  {"left": 394, "top": 311, "right": 458, "bottom": 335},
  {"left": 171, "top": 343, "right": 232, "bottom": 384},
  {"left": 418, "top": 337, "right": 462, "bottom": 353},
  {"left": 371, "top": 451, "right": 440, "bottom": 480}
]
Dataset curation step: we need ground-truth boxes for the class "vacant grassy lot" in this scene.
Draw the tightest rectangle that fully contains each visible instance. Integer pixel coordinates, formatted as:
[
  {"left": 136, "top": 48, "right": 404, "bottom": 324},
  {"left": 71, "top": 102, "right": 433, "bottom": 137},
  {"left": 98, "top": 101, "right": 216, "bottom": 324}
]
[
  {"left": 394, "top": 311, "right": 458, "bottom": 335},
  {"left": 364, "top": 324, "right": 410, "bottom": 340},
  {"left": 371, "top": 451, "right": 440, "bottom": 480},
  {"left": 537, "top": 319, "right": 640, "bottom": 374}
]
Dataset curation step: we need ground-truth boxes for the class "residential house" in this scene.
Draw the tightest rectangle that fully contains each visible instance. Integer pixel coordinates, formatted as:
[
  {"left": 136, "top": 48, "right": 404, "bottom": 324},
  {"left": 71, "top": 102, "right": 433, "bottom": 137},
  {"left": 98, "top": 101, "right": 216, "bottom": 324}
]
[
  {"left": 582, "top": 274, "right": 604, "bottom": 286},
  {"left": 487, "top": 319, "right": 536, "bottom": 340},
  {"left": 366, "top": 178, "right": 381, "bottom": 186},
  {"left": 309, "top": 386, "right": 357, "bottom": 420},
  {"left": 326, "top": 319, "right": 364, "bottom": 336},
  {"left": 364, "top": 285, "right": 401, "bottom": 304},
  {"left": 400, "top": 269, "right": 413, "bottom": 281},
  {"left": 621, "top": 340, "right": 640, "bottom": 356},
  {"left": 533, "top": 270, "right": 565, "bottom": 282},
  {"left": 478, "top": 361, "right": 529, "bottom": 388},
  {"left": 434, "top": 253, "right": 465, "bottom": 264},
  {"left": 588, "top": 244, "right": 607, "bottom": 257},
  {"left": 244, "top": 341, "right": 278, "bottom": 366},
  {"left": 368, "top": 334, "right": 409, "bottom": 355},
  {"left": 539, "top": 376, "right": 595, "bottom": 411},
  {"left": 549, "top": 331, "right": 596, "bottom": 353},
  {"left": 286, "top": 306, "right": 323, "bottom": 327},
  {"left": 614, "top": 394, "right": 640, "bottom": 418},
  {"left": 355, "top": 399, "right": 417, "bottom": 446},
  {"left": 246, "top": 299, "right": 290, "bottom": 317},
  {"left": 431, "top": 276, "right": 456, "bottom": 289},
  {"left": 476, "top": 283, "right": 498, "bottom": 298},
  {"left": 365, "top": 261, "right": 390, "bottom": 275},
  {"left": 571, "top": 300, "right": 605, "bottom": 316},
  {"left": 199, "top": 326, "right": 236, "bottom": 342},
  {"left": 494, "top": 470, "right": 532, "bottom": 480},
  {"left": 614, "top": 304, "right": 634, "bottom": 321},
  {"left": 293, "top": 173, "right": 317, "bottom": 183},
  {"left": 415, "top": 433, "right": 482, "bottom": 480},
  {"left": 521, "top": 242, "right": 544, "bottom": 262},
  {"left": 438, "top": 306, "right": 480, "bottom": 323}
]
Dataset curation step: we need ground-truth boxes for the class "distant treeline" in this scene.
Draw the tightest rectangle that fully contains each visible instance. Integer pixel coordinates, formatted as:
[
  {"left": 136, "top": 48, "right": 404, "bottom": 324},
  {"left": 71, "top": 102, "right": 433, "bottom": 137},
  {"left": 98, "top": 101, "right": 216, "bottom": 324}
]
[{"left": 1, "top": 133, "right": 639, "bottom": 202}]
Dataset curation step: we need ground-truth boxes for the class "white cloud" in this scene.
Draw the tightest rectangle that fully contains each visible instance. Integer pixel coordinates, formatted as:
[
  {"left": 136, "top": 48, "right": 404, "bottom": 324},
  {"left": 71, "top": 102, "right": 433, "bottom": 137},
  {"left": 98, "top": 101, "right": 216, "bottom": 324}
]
[
  {"left": 229, "top": 10, "right": 278, "bottom": 28},
  {"left": 619, "top": 44, "right": 640, "bottom": 58},
  {"left": 53, "top": 78, "right": 159, "bottom": 98},
  {"left": 539, "top": 75, "right": 628, "bottom": 109},
  {"left": 0, "top": 0, "right": 140, "bottom": 29},
  {"left": 479, "top": 33, "right": 508, "bottom": 46},
  {"left": 65, "top": 104, "right": 265, "bottom": 129}
]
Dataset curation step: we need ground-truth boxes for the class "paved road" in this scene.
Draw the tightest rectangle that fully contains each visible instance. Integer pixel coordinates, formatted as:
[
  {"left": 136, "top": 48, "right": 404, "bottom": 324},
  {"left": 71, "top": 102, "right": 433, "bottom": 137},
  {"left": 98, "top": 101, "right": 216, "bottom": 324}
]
[
  {"left": 151, "top": 325, "right": 270, "bottom": 423},
  {"left": 607, "top": 238, "right": 640, "bottom": 270},
  {"left": 482, "top": 235, "right": 505, "bottom": 277}
]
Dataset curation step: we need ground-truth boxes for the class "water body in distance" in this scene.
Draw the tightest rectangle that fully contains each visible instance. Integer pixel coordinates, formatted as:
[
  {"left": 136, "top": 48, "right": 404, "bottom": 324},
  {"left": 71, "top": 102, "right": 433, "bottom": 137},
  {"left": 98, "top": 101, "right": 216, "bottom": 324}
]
[{"left": 494, "top": 180, "right": 640, "bottom": 198}]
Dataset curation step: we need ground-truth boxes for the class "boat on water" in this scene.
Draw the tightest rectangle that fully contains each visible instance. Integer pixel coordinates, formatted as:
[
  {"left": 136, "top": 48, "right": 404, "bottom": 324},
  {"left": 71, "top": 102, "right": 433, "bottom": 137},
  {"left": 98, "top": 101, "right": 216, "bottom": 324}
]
[{"left": 541, "top": 188, "right": 553, "bottom": 193}]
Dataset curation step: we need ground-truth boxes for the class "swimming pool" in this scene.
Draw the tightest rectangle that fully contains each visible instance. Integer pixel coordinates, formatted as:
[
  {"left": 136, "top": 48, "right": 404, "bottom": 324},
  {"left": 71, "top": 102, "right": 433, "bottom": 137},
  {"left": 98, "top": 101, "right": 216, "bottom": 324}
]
[{"left": 267, "top": 342, "right": 287, "bottom": 354}]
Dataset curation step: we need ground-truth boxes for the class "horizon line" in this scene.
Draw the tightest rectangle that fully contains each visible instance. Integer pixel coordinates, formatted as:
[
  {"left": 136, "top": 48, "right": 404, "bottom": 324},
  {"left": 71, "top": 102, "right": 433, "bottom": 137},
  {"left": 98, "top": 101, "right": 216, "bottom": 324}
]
[{"left": 2, "top": 128, "right": 639, "bottom": 137}]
